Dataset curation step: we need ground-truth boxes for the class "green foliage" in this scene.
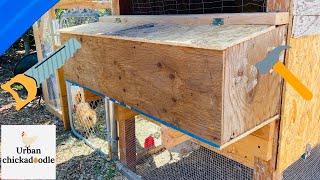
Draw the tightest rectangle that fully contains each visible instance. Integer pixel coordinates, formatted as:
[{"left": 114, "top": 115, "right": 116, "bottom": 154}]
[
  {"left": 97, "top": 9, "right": 111, "bottom": 16},
  {"left": 55, "top": 9, "right": 65, "bottom": 20},
  {"left": 15, "top": 85, "right": 25, "bottom": 90},
  {"left": 107, "top": 165, "right": 117, "bottom": 179}
]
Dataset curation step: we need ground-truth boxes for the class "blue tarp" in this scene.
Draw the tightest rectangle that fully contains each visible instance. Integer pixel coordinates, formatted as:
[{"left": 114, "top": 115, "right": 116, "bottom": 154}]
[{"left": 0, "top": 0, "right": 59, "bottom": 55}]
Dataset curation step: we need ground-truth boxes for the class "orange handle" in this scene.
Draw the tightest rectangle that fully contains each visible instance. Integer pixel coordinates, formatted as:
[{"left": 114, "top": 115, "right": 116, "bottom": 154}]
[
  {"left": 273, "top": 61, "right": 313, "bottom": 100},
  {"left": 1, "top": 74, "right": 37, "bottom": 110}
]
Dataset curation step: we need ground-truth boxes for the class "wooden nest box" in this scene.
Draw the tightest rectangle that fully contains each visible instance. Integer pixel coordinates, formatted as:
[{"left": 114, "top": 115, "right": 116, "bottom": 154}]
[{"left": 60, "top": 15, "right": 287, "bottom": 148}]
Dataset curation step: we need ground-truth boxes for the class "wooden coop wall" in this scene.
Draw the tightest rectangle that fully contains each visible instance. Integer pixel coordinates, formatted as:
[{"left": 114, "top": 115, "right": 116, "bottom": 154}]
[
  {"left": 39, "top": 0, "right": 320, "bottom": 178},
  {"left": 277, "top": 0, "right": 320, "bottom": 173}
]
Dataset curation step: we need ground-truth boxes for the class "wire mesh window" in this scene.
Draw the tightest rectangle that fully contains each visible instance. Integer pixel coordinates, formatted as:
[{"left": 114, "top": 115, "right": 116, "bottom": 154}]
[
  {"left": 123, "top": 116, "right": 254, "bottom": 180},
  {"left": 131, "top": 0, "right": 267, "bottom": 15},
  {"left": 282, "top": 144, "right": 320, "bottom": 180},
  {"left": 68, "top": 84, "right": 109, "bottom": 155}
]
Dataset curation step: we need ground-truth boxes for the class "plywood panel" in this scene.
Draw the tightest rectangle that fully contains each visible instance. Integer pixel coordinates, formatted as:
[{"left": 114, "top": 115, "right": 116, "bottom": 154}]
[
  {"left": 293, "top": 0, "right": 320, "bottom": 15},
  {"left": 292, "top": 15, "right": 320, "bottom": 38},
  {"left": 61, "top": 33, "right": 224, "bottom": 145},
  {"left": 59, "top": 22, "right": 274, "bottom": 50},
  {"left": 223, "top": 25, "right": 287, "bottom": 144},
  {"left": 60, "top": 22, "right": 284, "bottom": 147},
  {"left": 277, "top": 34, "right": 320, "bottom": 173}
]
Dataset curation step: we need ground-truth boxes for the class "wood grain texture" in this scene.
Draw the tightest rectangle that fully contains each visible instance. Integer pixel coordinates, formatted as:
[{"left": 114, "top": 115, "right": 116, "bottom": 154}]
[
  {"left": 80, "top": 88, "right": 102, "bottom": 102},
  {"left": 57, "top": 67, "right": 70, "bottom": 130},
  {"left": 53, "top": 0, "right": 111, "bottom": 10},
  {"left": 267, "top": 0, "right": 290, "bottom": 12},
  {"left": 118, "top": 117, "right": 136, "bottom": 170},
  {"left": 292, "top": 15, "right": 320, "bottom": 38},
  {"left": 195, "top": 121, "right": 277, "bottom": 168},
  {"left": 293, "top": 0, "right": 320, "bottom": 15},
  {"left": 161, "top": 125, "right": 191, "bottom": 149},
  {"left": 222, "top": 25, "right": 287, "bottom": 144},
  {"left": 115, "top": 105, "right": 138, "bottom": 122},
  {"left": 99, "top": 13, "right": 289, "bottom": 25},
  {"left": 59, "top": 22, "right": 274, "bottom": 50},
  {"left": 60, "top": 23, "right": 284, "bottom": 146},
  {"left": 253, "top": 120, "right": 280, "bottom": 180},
  {"left": 61, "top": 33, "right": 224, "bottom": 145},
  {"left": 277, "top": 34, "right": 320, "bottom": 173},
  {"left": 112, "top": 0, "right": 120, "bottom": 15},
  {"left": 32, "top": 13, "right": 63, "bottom": 121}
]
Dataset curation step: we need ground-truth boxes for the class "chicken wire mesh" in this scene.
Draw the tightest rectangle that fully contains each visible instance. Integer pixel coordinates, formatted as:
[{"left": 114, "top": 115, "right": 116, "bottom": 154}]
[
  {"left": 37, "top": 8, "right": 107, "bottom": 111},
  {"left": 67, "top": 83, "right": 110, "bottom": 155},
  {"left": 34, "top": 14, "right": 61, "bottom": 110},
  {"left": 131, "top": 0, "right": 267, "bottom": 15},
  {"left": 282, "top": 144, "right": 320, "bottom": 180},
  {"left": 121, "top": 116, "right": 254, "bottom": 180}
]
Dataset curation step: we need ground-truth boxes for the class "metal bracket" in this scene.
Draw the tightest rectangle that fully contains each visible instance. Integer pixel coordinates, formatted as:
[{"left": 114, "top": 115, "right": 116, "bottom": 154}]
[
  {"left": 212, "top": 18, "right": 224, "bottom": 26},
  {"left": 301, "top": 144, "right": 312, "bottom": 159}
]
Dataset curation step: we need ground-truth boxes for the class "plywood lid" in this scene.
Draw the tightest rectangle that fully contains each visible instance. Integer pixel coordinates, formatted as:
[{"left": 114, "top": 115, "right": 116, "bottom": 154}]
[{"left": 59, "top": 22, "right": 274, "bottom": 50}]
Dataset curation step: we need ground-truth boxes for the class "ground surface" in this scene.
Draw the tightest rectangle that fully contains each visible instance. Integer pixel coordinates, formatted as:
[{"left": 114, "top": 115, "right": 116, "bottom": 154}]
[{"left": 0, "top": 53, "right": 126, "bottom": 180}]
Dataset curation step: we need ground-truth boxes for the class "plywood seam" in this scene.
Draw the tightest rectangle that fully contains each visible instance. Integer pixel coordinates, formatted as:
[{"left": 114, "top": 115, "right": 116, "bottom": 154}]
[
  {"left": 221, "top": 50, "right": 226, "bottom": 141},
  {"left": 220, "top": 115, "right": 280, "bottom": 149}
]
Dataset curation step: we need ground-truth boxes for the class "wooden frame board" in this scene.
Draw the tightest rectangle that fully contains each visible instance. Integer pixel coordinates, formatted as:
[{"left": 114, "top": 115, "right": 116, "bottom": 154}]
[{"left": 99, "top": 12, "right": 289, "bottom": 25}]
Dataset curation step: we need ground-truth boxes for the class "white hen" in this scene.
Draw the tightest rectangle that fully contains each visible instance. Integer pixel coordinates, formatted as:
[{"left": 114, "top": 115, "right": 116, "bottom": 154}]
[{"left": 22, "top": 131, "right": 37, "bottom": 147}]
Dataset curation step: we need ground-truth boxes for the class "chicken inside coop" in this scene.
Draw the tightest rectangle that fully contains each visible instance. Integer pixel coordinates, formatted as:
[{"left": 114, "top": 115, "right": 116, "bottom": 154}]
[{"left": 73, "top": 90, "right": 97, "bottom": 135}]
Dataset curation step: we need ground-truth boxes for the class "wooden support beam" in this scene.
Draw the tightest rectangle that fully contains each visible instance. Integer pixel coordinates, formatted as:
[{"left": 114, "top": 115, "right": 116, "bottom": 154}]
[
  {"left": 100, "top": 12, "right": 289, "bottom": 25},
  {"left": 112, "top": 0, "right": 120, "bottom": 15},
  {"left": 48, "top": 9, "right": 71, "bottom": 130},
  {"left": 194, "top": 121, "right": 277, "bottom": 169},
  {"left": 53, "top": 0, "right": 111, "bottom": 9},
  {"left": 33, "top": 13, "right": 64, "bottom": 121},
  {"left": 115, "top": 105, "right": 138, "bottom": 122},
  {"left": 136, "top": 145, "right": 165, "bottom": 160},
  {"left": 80, "top": 88, "right": 102, "bottom": 102},
  {"left": 118, "top": 116, "right": 136, "bottom": 170},
  {"left": 56, "top": 67, "right": 70, "bottom": 130},
  {"left": 161, "top": 125, "right": 191, "bottom": 149},
  {"left": 253, "top": 120, "right": 280, "bottom": 179},
  {"left": 267, "top": 0, "right": 290, "bottom": 12}
]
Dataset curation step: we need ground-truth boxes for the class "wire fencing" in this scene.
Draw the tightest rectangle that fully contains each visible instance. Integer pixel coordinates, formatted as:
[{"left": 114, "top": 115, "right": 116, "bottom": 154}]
[
  {"left": 121, "top": 117, "right": 254, "bottom": 180},
  {"left": 131, "top": 0, "right": 267, "bottom": 15}
]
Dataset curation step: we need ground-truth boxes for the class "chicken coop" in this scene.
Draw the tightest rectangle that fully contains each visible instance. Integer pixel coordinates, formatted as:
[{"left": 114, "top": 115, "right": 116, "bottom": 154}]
[{"left": 33, "top": 0, "right": 320, "bottom": 179}]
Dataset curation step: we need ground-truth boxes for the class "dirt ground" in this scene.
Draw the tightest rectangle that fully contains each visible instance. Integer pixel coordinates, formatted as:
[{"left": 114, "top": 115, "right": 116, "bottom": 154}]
[{"left": 0, "top": 53, "right": 126, "bottom": 179}]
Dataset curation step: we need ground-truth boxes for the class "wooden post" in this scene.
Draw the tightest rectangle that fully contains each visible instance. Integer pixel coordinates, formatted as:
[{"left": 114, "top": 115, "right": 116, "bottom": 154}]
[
  {"left": 33, "top": 13, "right": 63, "bottom": 120},
  {"left": 253, "top": 120, "right": 280, "bottom": 180},
  {"left": 118, "top": 116, "right": 136, "bottom": 170},
  {"left": 112, "top": 0, "right": 120, "bottom": 15},
  {"left": 115, "top": 105, "right": 138, "bottom": 170},
  {"left": 56, "top": 67, "right": 70, "bottom": 130}
]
